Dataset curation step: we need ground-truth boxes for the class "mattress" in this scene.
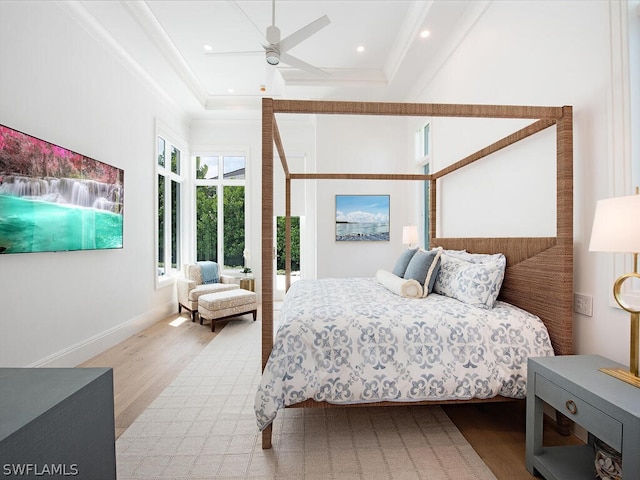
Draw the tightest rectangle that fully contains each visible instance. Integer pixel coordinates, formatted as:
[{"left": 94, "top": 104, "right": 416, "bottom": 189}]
[{"left": 255, "top": 277, "right": 554, "bottom": 430}]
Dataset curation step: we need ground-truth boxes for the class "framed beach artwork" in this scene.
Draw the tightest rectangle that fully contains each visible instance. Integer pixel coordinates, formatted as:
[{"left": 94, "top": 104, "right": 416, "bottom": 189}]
[{"left": 335, "top": 194, "right": 390, "bottom": 241}]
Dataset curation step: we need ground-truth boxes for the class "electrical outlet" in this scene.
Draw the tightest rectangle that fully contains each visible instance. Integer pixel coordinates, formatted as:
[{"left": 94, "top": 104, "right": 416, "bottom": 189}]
[{"left": 573, "top": 293, "right": 593, "bottom": 316}]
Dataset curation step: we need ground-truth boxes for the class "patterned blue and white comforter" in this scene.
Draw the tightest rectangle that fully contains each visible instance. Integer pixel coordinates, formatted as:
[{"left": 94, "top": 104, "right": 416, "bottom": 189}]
[{"left": 255, "top": 277, "right": 554, "bottom": 430}]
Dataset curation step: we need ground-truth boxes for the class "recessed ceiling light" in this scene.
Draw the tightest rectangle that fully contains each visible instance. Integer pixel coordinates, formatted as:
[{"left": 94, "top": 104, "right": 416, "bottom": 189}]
[
  {"left": 228, "top": 88, "right": 234, "bottom": 93},
  {"left": 420, "top": 30, "right": 431, "bottom": 38},
  {"left": 203, "top": 44, "right": 213, "bottom": 52},
  {"left": 357, "top": 45, "right": 365, "bottom": 53}
]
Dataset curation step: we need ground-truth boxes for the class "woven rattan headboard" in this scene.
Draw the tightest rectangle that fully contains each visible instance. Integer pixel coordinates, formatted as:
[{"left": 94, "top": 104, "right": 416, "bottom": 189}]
[{"left": 432, "top": 237, "right": 573, "bottom": 356}]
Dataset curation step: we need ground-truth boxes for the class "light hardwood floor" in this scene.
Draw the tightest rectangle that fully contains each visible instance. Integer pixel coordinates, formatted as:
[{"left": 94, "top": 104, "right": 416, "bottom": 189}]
[{"left": 80, "top": 311, "right": 583, "bottom": 480}]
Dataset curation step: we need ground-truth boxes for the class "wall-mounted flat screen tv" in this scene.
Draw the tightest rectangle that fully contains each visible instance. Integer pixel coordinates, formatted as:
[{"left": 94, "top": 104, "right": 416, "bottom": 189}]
[{"left": 0, "top": 124, "right": 124, "bottom": 254}]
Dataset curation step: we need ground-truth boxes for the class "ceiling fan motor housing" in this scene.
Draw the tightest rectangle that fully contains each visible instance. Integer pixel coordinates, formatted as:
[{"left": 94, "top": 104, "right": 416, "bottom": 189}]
[
  {"left": 266, "top": 25, "right": 281, "bottom": 44},
  {"left": 265, "top": 24, "right": 281, "bottom": 65}
]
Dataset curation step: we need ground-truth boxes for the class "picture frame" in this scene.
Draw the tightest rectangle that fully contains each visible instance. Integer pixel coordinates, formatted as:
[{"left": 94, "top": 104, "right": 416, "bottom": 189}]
[
  {"left": 0, "top": 124, "right": 124, "bottom": 254},
  {"left": 335, "top": 194, "right": 390, "bottom": 241}
]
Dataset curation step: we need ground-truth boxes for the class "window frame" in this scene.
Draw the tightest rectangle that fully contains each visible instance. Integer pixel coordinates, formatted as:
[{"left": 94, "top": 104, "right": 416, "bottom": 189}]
[
  {"left": 192, "top": 150, "right": 248, "bottom": 270},
  {"left": 415, "top": 121, "right": 432, "bottom": 247},
  {"left": 155, "top": 123, "right": 188, "bottom": 289},
  {"left": 415, "top": 120, "right": 431, "bottom": 166},
  {"left": 607, "top": 1, "right": 638, "bottom": 307}
]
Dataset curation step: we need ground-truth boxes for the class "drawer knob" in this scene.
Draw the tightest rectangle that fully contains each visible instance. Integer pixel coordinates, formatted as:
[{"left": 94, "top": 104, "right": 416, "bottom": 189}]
[{"left": 565, "top": 400, "right": 577, "bottom": 415}]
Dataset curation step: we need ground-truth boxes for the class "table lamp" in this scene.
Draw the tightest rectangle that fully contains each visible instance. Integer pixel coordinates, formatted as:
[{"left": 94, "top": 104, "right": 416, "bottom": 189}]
[
  {"left": 402, "top": 225, "right": 418, "bottom": 248},
  {"left": 589, "top": 190, "right": 640, "bottom": 387}
]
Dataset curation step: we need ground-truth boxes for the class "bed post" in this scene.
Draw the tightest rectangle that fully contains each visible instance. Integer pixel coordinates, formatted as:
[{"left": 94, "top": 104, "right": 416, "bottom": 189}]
[
  {"left": 555, "top": 105, "right": 574, "bottom": 356},
  {"left": 261, "top": 98, "right": 274, "bottom": 449},
  {"left": 429, "top": 178, "right": 437, "bottom": 243}
]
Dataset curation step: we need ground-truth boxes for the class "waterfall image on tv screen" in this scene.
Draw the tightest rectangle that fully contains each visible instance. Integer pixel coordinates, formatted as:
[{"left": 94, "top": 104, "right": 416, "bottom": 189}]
[{"left": 0, "top": 124, "right": 124, "bottom": 254}]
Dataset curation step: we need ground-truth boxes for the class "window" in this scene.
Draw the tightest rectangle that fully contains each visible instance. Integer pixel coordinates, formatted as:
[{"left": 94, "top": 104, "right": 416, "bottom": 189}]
[
  {"left": 416, "top": 122, "right": 432, "bottom": 247},
  {"left": 415, "top": 121, "right": 431, "bottom": 165},
  {"left": 194, "top": 154, "right": 246, "bottom": 268},
  {"left": 156, "top": 131, "right": 186, "bottom": 281},
  {"left": 276, "top": 216, "right": 301, "bottom": 272},
  {"left": 423, "top": 164, "right": 430, "bottom": 249}
]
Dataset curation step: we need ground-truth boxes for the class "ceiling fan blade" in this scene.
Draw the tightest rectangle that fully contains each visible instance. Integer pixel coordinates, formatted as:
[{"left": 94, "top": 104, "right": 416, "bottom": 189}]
[
  {"left": 204, "top": 50, "right": 264, "bottom": 57},
  {"left": 278, "top": 15, "right": 330, "bottom": 53},
  {"left": 280, "top": 52, "right": 329, "bottom": 77},
  {"left": 231, "top": 0, "right": 268, "bottom": 44}
]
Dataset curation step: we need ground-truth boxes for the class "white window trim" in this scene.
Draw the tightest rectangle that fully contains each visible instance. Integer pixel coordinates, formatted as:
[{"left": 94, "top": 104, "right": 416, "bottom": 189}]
[
  {"left": 415, "top": 120, "right": 432, "bottom": 166},
  {"left": 191, "top": 148, "right": 248, "bottom": 270},
  {"left": 155, "top": 122, "right": 188, "bottom": 289},
  {"left": 606, "top": 1, "right": 636, "bottom": 307}
]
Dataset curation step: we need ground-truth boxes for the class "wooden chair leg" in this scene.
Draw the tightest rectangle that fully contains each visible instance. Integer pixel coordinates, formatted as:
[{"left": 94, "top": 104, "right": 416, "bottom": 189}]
[
  {"left": 262, "top": 425, "right": 272, "bottom": 449},
  {"left": 252, "top": 310, "right": 257, "bottom": 321},
  {"left": 211, "top": 319, "right": 216, "bottom": 332}
]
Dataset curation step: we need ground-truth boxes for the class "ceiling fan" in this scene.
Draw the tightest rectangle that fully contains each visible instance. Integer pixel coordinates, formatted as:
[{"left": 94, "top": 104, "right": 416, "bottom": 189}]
[{"left": 205, "top": 0, "right": 331, "bottom": 78}]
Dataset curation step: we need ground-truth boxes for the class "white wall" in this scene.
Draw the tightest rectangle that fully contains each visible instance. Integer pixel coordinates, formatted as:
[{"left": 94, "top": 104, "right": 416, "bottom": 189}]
[
  {"left": 408, "top": 0, "right": 635, "bottom": 364},
  {"left": 314, "top": 115, "right": 414, "bottom": 278},
  {"left": 0, "top": 2, "right": 189, "bottom": 366}
]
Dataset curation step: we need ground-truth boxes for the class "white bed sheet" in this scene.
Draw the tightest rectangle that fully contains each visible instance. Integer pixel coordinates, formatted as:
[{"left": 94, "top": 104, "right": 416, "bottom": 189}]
[{"left": 255, "top": 277, "right": 554, "bottom": 430}]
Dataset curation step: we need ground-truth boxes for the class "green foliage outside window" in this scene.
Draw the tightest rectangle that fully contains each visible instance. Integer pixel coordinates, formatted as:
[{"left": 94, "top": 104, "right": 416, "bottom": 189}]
[
  {"left": 195, "top": 156, "right": 245, "bottom": 268},
  {"left": 276, "top": 216, "right": 300, "bottom": 272},
  {"left": 196, "top": 185, "right": 217, "bottom": 262},
  {"left": 223, "top": 185, "right": 245, "bottom": 267}
]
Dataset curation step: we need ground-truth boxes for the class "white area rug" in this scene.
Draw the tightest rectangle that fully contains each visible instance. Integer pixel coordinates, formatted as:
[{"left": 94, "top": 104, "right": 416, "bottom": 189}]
[{"left": 116, "top": 319, "right": 497, "bottom": 479}]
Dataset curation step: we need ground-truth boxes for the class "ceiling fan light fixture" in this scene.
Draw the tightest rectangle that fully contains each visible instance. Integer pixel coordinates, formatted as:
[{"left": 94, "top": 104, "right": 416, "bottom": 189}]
[{"left": 265, "top": 47, "right": 280, "bottom": 65}]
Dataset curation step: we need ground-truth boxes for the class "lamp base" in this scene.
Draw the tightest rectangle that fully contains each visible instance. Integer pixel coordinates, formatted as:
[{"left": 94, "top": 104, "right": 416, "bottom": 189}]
[{"left": 599, "top": 367, "right": 640, "bottom": 388}]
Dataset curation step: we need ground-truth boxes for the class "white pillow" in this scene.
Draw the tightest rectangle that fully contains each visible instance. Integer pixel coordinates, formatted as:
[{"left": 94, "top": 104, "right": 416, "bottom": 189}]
[
  {"left": 442, "top": 249, "right": 503, "bottom": 264},
  {"left": 433, "top": 254, "right": 506, "bottom": 309},
  {"left": 376, "top": 269, "right": 423, "bottom": 298}
]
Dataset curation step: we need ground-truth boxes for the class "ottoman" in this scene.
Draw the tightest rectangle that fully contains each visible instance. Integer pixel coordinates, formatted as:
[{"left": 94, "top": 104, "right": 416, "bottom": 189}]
[{"left": 198, "top": 289, "right": 258, "bottom": 332}]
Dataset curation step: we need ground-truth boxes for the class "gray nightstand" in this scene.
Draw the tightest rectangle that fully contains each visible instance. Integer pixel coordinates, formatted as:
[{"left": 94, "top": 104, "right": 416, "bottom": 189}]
[{"left": 526, "top": 355, "right": 640, "bottom": 479}]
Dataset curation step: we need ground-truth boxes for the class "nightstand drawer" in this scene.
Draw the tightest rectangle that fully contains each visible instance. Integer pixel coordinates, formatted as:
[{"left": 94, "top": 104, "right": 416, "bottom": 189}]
[{"left": 535, "top": 373, "right": 622, "bottom": 451}]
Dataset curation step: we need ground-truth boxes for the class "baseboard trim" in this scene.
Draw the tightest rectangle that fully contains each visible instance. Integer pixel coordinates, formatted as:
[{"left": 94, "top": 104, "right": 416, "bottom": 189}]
[{"left": 28, "top": 302, "right": 177, "bottom": 367}]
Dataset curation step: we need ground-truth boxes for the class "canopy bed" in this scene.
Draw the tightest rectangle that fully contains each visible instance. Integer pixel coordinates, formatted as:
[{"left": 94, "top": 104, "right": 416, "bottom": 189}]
[{"left": 258, "top": 99, "right": 573, "bottom": 449}]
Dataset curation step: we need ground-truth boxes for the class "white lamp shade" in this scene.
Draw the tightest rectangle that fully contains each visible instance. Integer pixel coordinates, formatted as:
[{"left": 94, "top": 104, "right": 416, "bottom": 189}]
[
  {"left": 402, "top": 225, "right": 418, "bottom": 245},
  {"left": 589, "top": 194, "right": 640, "bottom": 253}
]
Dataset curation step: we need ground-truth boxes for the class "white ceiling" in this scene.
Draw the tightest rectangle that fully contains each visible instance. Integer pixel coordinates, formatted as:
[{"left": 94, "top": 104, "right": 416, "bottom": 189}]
[{"left": 76, "top": 0, "right": 478, "bottom": 118}]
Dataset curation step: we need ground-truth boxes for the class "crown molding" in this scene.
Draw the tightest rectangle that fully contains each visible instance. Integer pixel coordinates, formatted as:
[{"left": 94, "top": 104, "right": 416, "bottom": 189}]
[
  {"left": 409, "top": 0, "right": 491, "bottom": 101},
  {"left": 122, "top": 1, "right": 208, "bottom": 107},
  {"left": 56, "top": 1, "right": 177, "bottom": 108},
  {"left": 384, "top": 1, "right": 435, "bottom": 83}
]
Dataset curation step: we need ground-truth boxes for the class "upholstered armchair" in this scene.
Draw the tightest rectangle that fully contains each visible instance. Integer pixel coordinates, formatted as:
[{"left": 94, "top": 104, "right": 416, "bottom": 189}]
[{"left": 177, "top": 263, "right": 239, "bottom": 322}]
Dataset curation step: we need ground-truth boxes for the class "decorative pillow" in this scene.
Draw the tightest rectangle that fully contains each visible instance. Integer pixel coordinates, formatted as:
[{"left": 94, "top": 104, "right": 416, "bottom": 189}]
[
  {"left": 403, "top": 248, "right": 442, "bottom": 297},
  {"left": 443, "top": 249, "right": 504, "bottom": 265},
  {"left": 376, "top": 269, "right": 423, "bottom": 298},
  {"left": 392, "top": 247, "right": 419, "bottom": 277},
  {"left": 433, "top": 254, "right": 506, "bottom": 309}
]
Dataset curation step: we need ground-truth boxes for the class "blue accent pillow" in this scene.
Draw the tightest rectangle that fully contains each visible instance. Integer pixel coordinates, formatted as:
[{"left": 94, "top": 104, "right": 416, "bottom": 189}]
[
  {"left": 392, "top": 247, "right": 419, "bottom": 277},
  {"left": 403, "top": 249, "right": 442, "bottom": 295}
]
